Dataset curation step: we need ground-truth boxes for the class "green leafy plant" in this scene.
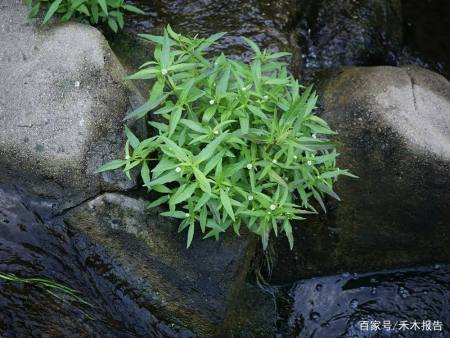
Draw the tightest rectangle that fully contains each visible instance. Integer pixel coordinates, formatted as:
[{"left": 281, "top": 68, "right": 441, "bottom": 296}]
[
  {"left": 97, "top": 26, "right": 356, "bottom": 249},
  {"left": 0, "top": 272, "right": 92, "bottom": 307},
  {"left": 25, "top": 0, "right": 144, "bottom": 32}
]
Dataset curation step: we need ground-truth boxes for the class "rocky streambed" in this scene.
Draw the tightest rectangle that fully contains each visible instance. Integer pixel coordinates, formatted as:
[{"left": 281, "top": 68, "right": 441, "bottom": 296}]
[{"left": 0, "top": 0, "right": 449, "bottom": 337}]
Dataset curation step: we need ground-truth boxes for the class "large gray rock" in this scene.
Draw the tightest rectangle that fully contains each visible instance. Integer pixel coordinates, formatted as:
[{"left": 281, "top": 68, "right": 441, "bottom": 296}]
[
  {"left": 0, "top": 0, "right": 143, "bottom": 208},
  {"left": 272, "top": 66, "right": 450, "bottom": 282},
  {"left": 64, "top": 193, "right": 257, "bottom": 337}
]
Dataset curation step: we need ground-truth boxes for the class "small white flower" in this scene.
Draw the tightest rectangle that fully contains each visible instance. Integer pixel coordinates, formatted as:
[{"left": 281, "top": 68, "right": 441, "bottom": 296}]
[
  {"left": 175, "top": 166, "right": 181, "bottom": 173},
  {"left": 74, "top": 81, "right": 80, "bottom": 88},
  {"left": 293, "top": 155, "right": 298, "bottom": 160},
  {"left": 161, "top": 68, "right": 168, "bottom": 75},
  {"left": 246, "top": 163, "right": 253, "bottom": 170},
  {"left": 248, "top": 195, "right": 254, "bottom": 201},
  {"left": 307, "top": 160, "right": 312, "bottom": 165},
  {"left": 209, "top": 99, "right": 215, "bottom": 105},
  {"left": 312, "top": 133, "right": 317, "bottom": 139},
  {"left": 213, "top": 130, "right": 219, "bottom": 135},
  {"left": 270, "top": 204, "right": 276, "bottom": 211},
  {"left": 185, "top": 213, "right": 190, "bottom": 218},
  {"left": 272, "top": 159, "right": 277, "bottom": 164}
]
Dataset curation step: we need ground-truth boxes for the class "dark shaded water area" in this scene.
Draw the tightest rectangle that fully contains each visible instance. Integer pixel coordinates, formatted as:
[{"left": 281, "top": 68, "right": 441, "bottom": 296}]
[
  {"left": 1, "top": 183, "right": 449, "bottom": 336},
  {"left": 0, "top": 184, "right": 192, "bottom": 337},
  {"left": 275, "top": 266, "right": 450, "bottom": 337}
]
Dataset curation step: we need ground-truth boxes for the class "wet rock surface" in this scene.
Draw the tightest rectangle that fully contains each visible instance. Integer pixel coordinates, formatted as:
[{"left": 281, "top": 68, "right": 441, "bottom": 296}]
[
  {"left": 0, "top": 0, "right": 144, "bottom": 209},
  {"left": 295, "top": 0, "right": 403, "bottom": 79},
  {"left": 276, "top": 265, "right": 450, "bottom": 337},
  {"left": 0, "top": 184, "right": 192, "bottom": 337},
  {"left": 273, "top": 65, "right": 450, "bottom": 282},
  {"left": 63, "top": 193, "right": 257, "bottom": 337},
  {"left": 109, "top": 0, "right": 302, "bottom": 88}
]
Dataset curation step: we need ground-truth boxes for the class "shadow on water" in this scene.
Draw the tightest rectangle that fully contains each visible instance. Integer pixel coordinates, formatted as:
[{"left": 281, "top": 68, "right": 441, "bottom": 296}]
[{"left": 0, "top": 184, "right": 192, "bottom": 337}]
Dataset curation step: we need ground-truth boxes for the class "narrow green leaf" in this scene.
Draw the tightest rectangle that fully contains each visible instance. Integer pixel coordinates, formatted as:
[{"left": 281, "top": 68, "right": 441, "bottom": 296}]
[
  {"left": 108, "top": 18, "right": 118, "bottom": 33},
  {"left": 241, "top": 36, "right": 261, "bottom": 55},
  {"left": 195, "top": 193, "right": 211, "bottom": 212},
  {"left": 161, "top": 210, "right": 188, "bottom": 219},
  {"left": 180, "top": 119, "right": 208, "bottom": 133},
  {"left": 97, "top": 0, "right": 108, "bottom": 15},
  {"left": 123, "top": 4, "right": 145, "bottom": 14},
  {"left": 283, "top": 219, "right": 294, "bottom": 250},
  {"left": 42, "top": 0, "right": 63, "bottom": 25},
  {"left": 148, "top": 195, "right": 169, "bottom": 208},
  {"left": 125, "top": 126, "right": 139, "bottom": 149},
  {"left": 96, "top": 159, "right": 126, "bottom": 173},
  {"left": 170, "top": 183, "right": 197, "bottom": 205},
  {"left": 169, "top": 106, "right": 182, "bottom": 136},
  {"left": 216, "top": 65, "right": 230, "bottom": 98},
  {"left": 195, "top": 132, "right": 228, "bottom": 163},
  {"left": 220, "top": 190, "right": 235, "bottom": 221},
  {"left": 141, "top": 161, "right": 151, "bottom": 187},
  {"left": 125, "top": 94, "right": 168, "bottom": 120},
  {"left": 186, "top": 223, "right": 195, "bottom": 248},
  {"left": 193, "top": 167, "right": 211, "bottom": 194}
]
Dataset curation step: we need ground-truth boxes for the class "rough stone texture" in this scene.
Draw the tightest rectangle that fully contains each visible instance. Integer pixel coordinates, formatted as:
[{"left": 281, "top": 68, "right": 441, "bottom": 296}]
[
  {"left": 296, "top": 0, "right": 403, "bottom": 79},
  {"left": 272, "top": 66, "right": 450, "bottom": 282},
  {"left": 64, "top": 193, "right": 257, "bottom": 337},
  {"left": 0, "top": 0, "right": 144, "bottom": 208}
]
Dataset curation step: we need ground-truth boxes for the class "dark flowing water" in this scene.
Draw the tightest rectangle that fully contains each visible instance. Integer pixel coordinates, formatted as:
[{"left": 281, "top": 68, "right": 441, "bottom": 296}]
[
  {"left": 0, "top": 184, "right": 192, "bottom": 337},
  {"left": 275, "top": 266, "right": 450, "bottom": 337}
]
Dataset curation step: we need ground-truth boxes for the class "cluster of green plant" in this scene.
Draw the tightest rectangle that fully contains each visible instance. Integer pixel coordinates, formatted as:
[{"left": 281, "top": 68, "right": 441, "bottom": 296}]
[
  {"left": 0, "top": 272, "right": 92, "bottom": 307},
  {"left": 97, "top": 26, "right": 355, "bottom": 249},
  {"left": 25, "top": 0, "right": 144, "bottom": 32}
]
